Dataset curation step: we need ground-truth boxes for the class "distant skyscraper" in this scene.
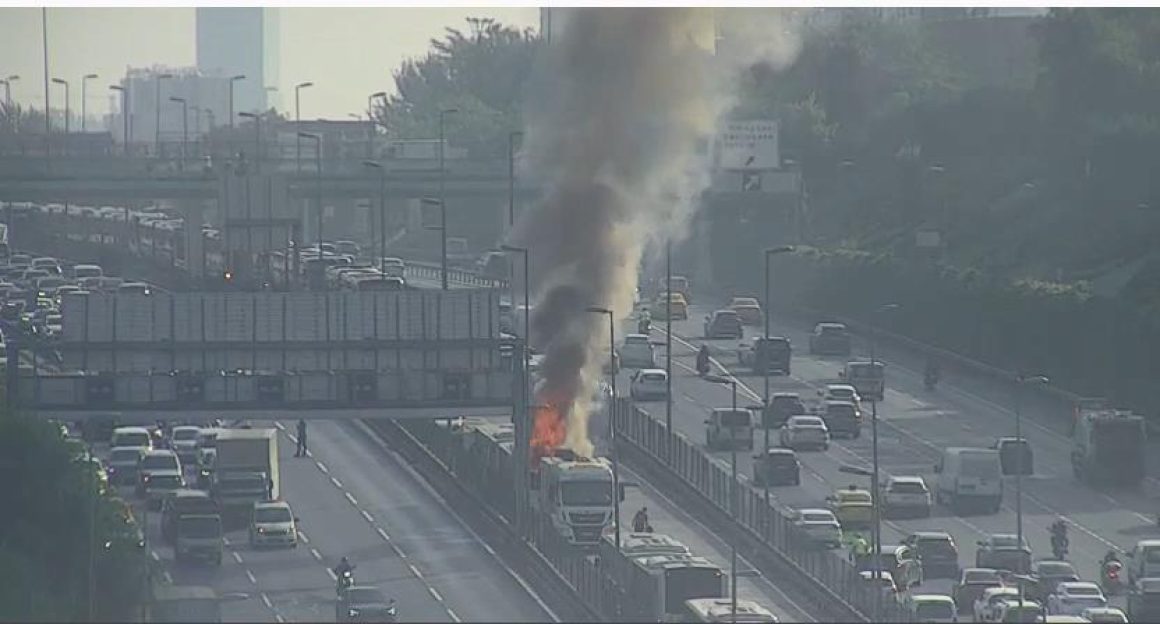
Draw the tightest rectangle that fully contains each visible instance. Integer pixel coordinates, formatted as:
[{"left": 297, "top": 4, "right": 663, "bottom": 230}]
[{"left": 196, "top": 8, "right": 280, "bottom": 117}]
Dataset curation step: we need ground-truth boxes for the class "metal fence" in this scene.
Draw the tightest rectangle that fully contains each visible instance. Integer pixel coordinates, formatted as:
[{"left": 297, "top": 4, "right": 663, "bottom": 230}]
[{"left": 612, "top": 397, "right": 911, "bottom": 622}]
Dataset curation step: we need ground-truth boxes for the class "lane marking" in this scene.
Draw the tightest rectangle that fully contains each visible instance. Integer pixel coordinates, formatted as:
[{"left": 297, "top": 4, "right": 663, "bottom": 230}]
[
  {"left": 330, "top": 476, "right": 343, "bottom": 489},
  {"left": 261, "top": 593, "right": 273, "bottom": 609},
  {"left": 408, "top": 563, "right": 424, "bottom": 579},
  {"left": 391, "top": 544, "right": 408, "bottom": 559},
  {"left": 274, "top": 422, "right": 285, "bottom": 431},
  {"left": 232, "top": 551, "right": 243, "bottom": 564},
  {"left": 222, "top": 536, "right": 231, "bottom": 546},
  {"left": 317, "top": 462, "right": 329, "bottom": 474},
  {"left": 150, "top": 550, "right": 160, "bottom": 561},
  {"left": 428, "top": 586, "right": 444, "bottom": 601},
  {"left": 376, "top": 527, "right": 391, "bottom": 541},
  {"left": 326, "top": 567, "right": 337, "bottom": 581},
  {"left": 162, "top": 571, "right": 173, "bottom": 584},
  {"left": 447, "top": 607, "right": 461, "bottom": 622},
  {"left": 245, "top": 569, "right": 257, "bottom": 585},
  {"left": 344, "top": 491, "right": 358, "bottom": 506},
  {"left": 310, "top": 547, "right": 323, "bottom": 562},
  {"left": 361, "top": 509, "right": 375, "bottom": 523},
  {"left": 275, "top": 616, "right": 285, "bottom": 623},
  {"left": 298, "top": 530, "right": 310, "bottom": 544}
]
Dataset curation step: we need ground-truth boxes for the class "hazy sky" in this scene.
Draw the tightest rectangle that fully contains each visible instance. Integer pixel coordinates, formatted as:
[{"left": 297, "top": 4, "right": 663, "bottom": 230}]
[{"left": 0, "top": 7, "right": 539, "bottom": 123}]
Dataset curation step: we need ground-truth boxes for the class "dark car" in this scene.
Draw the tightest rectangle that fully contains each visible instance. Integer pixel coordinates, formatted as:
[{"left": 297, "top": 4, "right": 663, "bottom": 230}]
[
  {"left": 1129, "top": 578, "right": 1160, "bottom": 621},
  {"left": 1028, "top": 560, "right": 1079, "bottom": 602},
  {"left": 740, "top": 336, "right": 791, "bottom": 375},
  {"left": 976, "top": 533, "right": 1032, "bottom": 573},
  {"left": 903, "top": 531, "right": 960, "bottom": 579},
  {"left": 994, "top": 437, "right": 1034, "bottom": 476},
  {"left": 704, "top": 309, "right": 743, "bottom": 340},
  {"left": 336, "top": 586, "right": 398, "bottom": 623},
  {"left": 952, "top": 567, "right": 1005, "bottom": 614},
  {"left": 762, "top": 392, "right": 807, "bottom": 429},
  {"left": 809, "top": 322, "right": 851, "bottom": 356},
  {"left": 161, "top": 489, "right": 219, "bottom": 544},
  {"left": 821, "top": 401, "right": 862, "bottom": 439},
  {"left": 752, "top": 448, "right": 801, "bottom": 486}
]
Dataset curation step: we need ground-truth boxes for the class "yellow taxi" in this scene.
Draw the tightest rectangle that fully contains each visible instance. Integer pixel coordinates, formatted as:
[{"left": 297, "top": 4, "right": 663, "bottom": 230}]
[
  {"left": 827, "top": 485, "right": 874, "bottom": 529},
  {"left": 653, "top": 292, "right": 688, "bottom": 320}
]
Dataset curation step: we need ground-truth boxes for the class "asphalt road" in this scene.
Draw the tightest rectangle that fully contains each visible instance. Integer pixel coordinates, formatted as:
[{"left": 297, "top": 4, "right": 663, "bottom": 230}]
[
  {"left": 96, "top": 418, "right": 555, "bottom": 623},
  {"left": 623, "top": 299, "right": 1158, "bottom": 612}
]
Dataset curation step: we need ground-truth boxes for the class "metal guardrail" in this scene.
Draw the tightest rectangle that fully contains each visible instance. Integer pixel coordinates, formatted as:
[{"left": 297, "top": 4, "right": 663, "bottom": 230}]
[
  {"left": 402, "top": 261, "right": 510, "bottom": 290},
  {"left": 612, "top": 397, "right": 910, "bottom": 623}
]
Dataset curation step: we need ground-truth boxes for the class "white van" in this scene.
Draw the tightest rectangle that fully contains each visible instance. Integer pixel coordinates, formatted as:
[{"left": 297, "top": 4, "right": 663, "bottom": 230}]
[{"left": 934, "top": 447, "right": 1003, "bottom": 514}]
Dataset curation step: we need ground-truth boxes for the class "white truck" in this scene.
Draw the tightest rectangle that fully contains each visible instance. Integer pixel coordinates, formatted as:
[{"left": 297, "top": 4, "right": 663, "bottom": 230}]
[
  {"left": 211, "top": 428, "right": 278, "bottom": 512},
  {"left": 533, "top": 455, "right": 621, "bottom": 546}
]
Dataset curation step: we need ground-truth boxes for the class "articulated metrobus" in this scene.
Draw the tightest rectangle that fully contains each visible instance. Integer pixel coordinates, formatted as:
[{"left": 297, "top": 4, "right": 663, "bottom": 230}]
[{"left": 682, "top": 598, "right": 778, "bottom": 623}]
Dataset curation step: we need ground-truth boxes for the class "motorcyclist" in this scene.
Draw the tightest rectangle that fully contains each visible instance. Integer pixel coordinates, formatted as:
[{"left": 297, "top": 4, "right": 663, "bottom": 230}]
[
  {"left": 1103, "top": 549, "right": 1121, "bottom": 566},
  {"left": 632, "top": 507, "right": 651, "bottom": 533},
  {"left": 1050, "top": 518, "right": 1069, "bottom": 558},
  {"left": 638, "top": 308, "right": 652, "bottom": 334},
  {"left": 334, "top": 556, "right": 355, "bottom": 584},
  {"left": 924, "top": 359, "right": 940, "bottom": 388},
  {"left": 696, "top": 345, "right": 711, "bottom": 375}
]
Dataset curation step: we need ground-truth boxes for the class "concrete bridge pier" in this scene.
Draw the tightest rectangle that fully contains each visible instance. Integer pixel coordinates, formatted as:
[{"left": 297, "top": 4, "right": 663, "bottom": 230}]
[{"left": 179, "top": 198, "right": 206, "bottom": 280}]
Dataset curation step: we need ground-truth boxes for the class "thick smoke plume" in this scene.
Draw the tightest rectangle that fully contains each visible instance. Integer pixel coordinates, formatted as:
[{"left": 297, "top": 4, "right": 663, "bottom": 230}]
[{"left": 511, "top": 8, "right": 804, "bottom": 460}]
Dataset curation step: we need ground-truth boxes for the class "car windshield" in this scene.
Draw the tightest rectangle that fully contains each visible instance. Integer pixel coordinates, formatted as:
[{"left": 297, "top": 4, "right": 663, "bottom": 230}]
[
  {"left": 255, "top": 507, "right": 293, "bottom": 523},
  {"left": 840, "top": 491, "right": 871, "bottom": 503},
  {"left": 345, "top": 588, "right": 387, "bottom": 605},
  {"left": 178, "top": 515, "right": 220, "bottom": 538},
  {"left": 828, "top": 404, "right": 856, "bottom": 417},
  {"left": 718, "top": 410, "right": 750, "bottom": 427},
  {"left": 966, "top": 570, "right": 1002, "bottom": 584},
  {"left": 820, "top": 326, "right": 846, "bottom": 336},
  {"left": 916, "top": 538, "right": 956, "bottom": 557},
  {"left": 991, "top": 535, "right": 1028, "bottom": 549},
  {"left": 110, "top": 449, "right": 140, "bottom": 462},
  {"left": 141, "top": 455, "right": 178, "bottom": 470},
  {"left": 641, "top": 373, "right": 666, "bottom": 383},
  {"left": 890, "top": 481, "right": 927, "bottom": 494},
  {"left": 802, "top": 513, "right": 833, "bottom": 523},
  {"left": 829, "top": 387, "right": 855, "bottom": 399},
  {"left": 1066, "top": 585, "right": 1102, "bottom": 596},
  {"left": 916, "top": 602, "right": 955, "bottom": 619},
  {"left": 1038, "top": 562, "right": 1076, "bottom": 576},
  {"left": 1144, "top": 547, "right": 1160, "bottom": 564},
  {"left": 115, "top": 432, "right": 150, "bottom": 447},
  {"left": 792, "top": 417, "right": 823, "bottom": 428},
  {"left": 147, "top": 474, "right": 182, "bottom": 488},
  {"left": 172, "top": 428, "right": 199, "bottom": 441},
  {"left": 561, "top": 481, "right": 612, "bottom": 506},
  {"left": 766, "top": 453, "right": 796, "bottom": 466}
]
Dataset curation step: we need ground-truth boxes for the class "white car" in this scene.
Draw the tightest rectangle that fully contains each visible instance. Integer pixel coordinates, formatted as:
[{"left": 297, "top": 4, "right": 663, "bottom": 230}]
[
  {"left": 619, "top": 334, "right": 656, "bottom": 369},
  {"left": 249, "top": 500, "right": 299, "bottom": 548},
  {"left": 859, "top": 569, "right": 897, "bottom": 598},
  {"left": 780, "top": 415, "right": 829, "bottom": 451},
  {"left": 136, "top": 449, "right": 184, "bottom": 507},
  {"left": 974, "top": 586, "right": 1020, "bottom": 622},
  {"left": 792, "top": 508, "right": 841, "bottom": 548},
  {"left": 881, "top": 475, "right": 933, "bottom": 518},
  {"left": 1080, "top": 606, "right": 1128, "bottom": 623},
  {"left": 169, "top": 426, "right": 202, "bottom": 463},
  {"left": 1047, "top": 581, "right": 1106, "bottom": 616},
  {"left": 904, "top": 593, "right": 957, "bottom": 623},
  {"left": 630, "top": 369, "right": 668, "bottom": 401},
  {"left": 819, "top": 383, "right": 862, "bottom": 411}
]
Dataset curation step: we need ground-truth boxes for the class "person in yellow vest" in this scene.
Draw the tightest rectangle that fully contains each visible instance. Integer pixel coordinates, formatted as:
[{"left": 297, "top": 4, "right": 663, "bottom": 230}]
[{"left": 850, "top": 533, "right": 872, "bottom": 570}]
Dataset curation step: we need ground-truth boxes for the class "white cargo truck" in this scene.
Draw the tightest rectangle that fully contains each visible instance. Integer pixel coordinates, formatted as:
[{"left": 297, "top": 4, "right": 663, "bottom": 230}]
[
  {"left": 211, "top": 428, "right": 278, "bottom": 511},
  {"left": 532, "top": 455, "right": 621, "bottom": 546}
]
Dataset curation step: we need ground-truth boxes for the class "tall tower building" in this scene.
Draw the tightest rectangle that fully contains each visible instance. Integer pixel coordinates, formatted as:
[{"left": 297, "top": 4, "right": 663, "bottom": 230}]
[{"left": 196, "top": 8, "right": 280, "bottom": 116}]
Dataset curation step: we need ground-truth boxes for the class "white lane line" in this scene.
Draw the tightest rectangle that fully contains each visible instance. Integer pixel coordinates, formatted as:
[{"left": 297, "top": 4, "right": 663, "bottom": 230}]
[
  {"left": 330, "top": 476, "right": 343, "bottom": 489},
  {"left": 344, "top": 491, "right": 358, "bottom": 506},
  {"left": 376, "top": 527, "right": 391, "bottom": 542},
  {"left": 391, "top": 544, "right": 408, "bottom": 559},
  {"left": 428, "top": 586, "right": 444, "bottom": 602},
  {"left": 245, "top": 569, "right": 257, "bottom": 585},
  {"left": 305, "top": 450, "right": 313, "bottom": 458},
  {"left": 162, "top": 571, "right": 173, "bottom": 584},
  {"left": 310, "top": 547, "right": 323, "bottom": 561},
  {"left": 274, "top": 422, "right": 285, "bottom": 431},
  {"left": 298, "top": 530, "right": 310, "bottom": 544},
  {"left": 150, "top": 550, "right": 160, "bottom": 561},
  {"left": 261, "top": 593, "right": 273, "bottom": 609},
  {"left": 361, "top": 509, "right": 374, "bottom": 523},
  {"left": 232, "top": 551, "right": 243, "bottom": 564},
  {"left": 275, "top": 615, "right": 285, "bottom": 623},
  {"left": 222, "top": 536, "right": 231, "bottom": 546},
  {"left": 408, "top": 563, "right": 424, "bottom": 579},
  {"left": 326, "top": 567, "right": 337, "bottom": 581},
  {"left": 446, "top": 607, "right": 461, "bottom": 622},
  {"left": 316, "top": 462, "right": 329, "bottom": 474}
]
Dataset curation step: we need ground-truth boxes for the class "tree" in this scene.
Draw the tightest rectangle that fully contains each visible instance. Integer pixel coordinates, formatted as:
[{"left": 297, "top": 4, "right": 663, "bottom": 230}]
[{"left": 374, "top": 18, "right": 540, "bottom": 157}]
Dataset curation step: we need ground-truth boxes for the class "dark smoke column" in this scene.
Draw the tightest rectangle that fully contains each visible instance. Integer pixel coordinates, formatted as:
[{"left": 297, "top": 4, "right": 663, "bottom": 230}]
[{"left": 511, "top": 8, "right": 723, "bottom": 458}]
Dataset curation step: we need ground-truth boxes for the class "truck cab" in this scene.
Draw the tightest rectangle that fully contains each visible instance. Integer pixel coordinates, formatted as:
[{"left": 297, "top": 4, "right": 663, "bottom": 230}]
[
  {"left": 840, "top": 360, "right": 885, "bottom": 402},
  {"left": 534, "top": 456, "right": 622, "bottom": 546},
  {"left": 1071, "top": 402, "right": 1145, "bottom": 485}
]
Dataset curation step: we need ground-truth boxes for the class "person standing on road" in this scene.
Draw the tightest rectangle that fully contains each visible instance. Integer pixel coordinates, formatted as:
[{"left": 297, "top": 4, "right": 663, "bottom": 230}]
[{"left": 296, "top": 419, "right": 308, "bottom": 457}]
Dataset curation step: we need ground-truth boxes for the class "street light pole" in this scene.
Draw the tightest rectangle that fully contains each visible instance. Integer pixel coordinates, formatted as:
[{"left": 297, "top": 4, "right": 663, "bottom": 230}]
[
  {"left": 705, "top": 374, "right": 740, "bottom": 618},
  {"left": 665, "top": 240, "right": 673, "bottom": 463},
  {"left": 586, "top": 306, "right": 621, "bottom": 551},
  {"left": 1014, "top": 372, "right": 1048, "bottom": 606},
  {"left": 368, "top": 91, "right": 386, "bottom": 160},
  {"left": 154, "top": 72, "right": 173, "bottom": 156},
  {"left": 508, "top": 131, "right": 523, "bottom": 230},
  {"left": 239, "top": 111, "right": 261, "bottom": 171},
  {"left": 438, "top": 108, "right": 458, "bottom": 290},
  {"left": 869, "top": 302, "right": 899, "bottom": 621},
  {"left": 298, "top": 132, "right": 322, "bottom": 250},
  {"left": 294, "top": 81, "right": 313, "bottom": 174},
  {"left": 80, "top": 73, "right": 97, "bottom": 134},
  {"left": 169, "top": 96, "right": 187, "bottom": 168},
  {"left": 228, "top": 74, "right": 245, "bottom": 132},
  {"left": 50, "top": 78, "right": 68, "bottom": 154},
  {"left": 109, "top": 84, "right": 128, "bottom": 156},
  {"left": 363, "top": 160, "right": 386, "bottom": 273},
  {"left": 762, "top": 246, "right": 794, "bottom": 512},
  {"left": 503, "top": 244, "right": 532, "bottom": 533},
  {"left": 2, "top": 75, "right": 17, "bottom": 115}
]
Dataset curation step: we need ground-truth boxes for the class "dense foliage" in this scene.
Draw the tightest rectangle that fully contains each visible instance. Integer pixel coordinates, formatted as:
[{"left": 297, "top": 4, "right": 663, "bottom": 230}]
[{"left": 0, "top": 414, "right": 147, "bottom": 622}]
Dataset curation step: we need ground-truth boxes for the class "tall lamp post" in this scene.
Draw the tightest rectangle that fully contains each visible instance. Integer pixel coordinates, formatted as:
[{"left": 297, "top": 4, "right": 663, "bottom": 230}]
[
  {"left": 586, "top": 306, "right": 622, "bottom": 551},
  {"left": 704, "top": 373, "right": 741, "bottom": 618},
  {"left": 2, "top": 74, "right": 17, "bottom": 114},
  {"left": 169, "top": 96, "right": 188, "bottom": 167},
  {"left": 665, "top": 241, "right": 673, "bottom": 462},
  {"left": 190, "top": 105, "right": 201, "bottom": 156},
  {"left": 367, "top": 91, "right": 386, "bottom": 159},
  {"left": 227, "top": 74, "right": 245, "bottom": 131},
  {"left": 362, "top": 160, "right": 387, "bottom": 273},
  {"left": 508, "top": 131, "right": 523, "bottom": 229},
  {"left": 420, "top": 197, "right": 447, "bottom": 285},
  {"left": 80, "top": 73, "right": 97, "bottom": 133},
  {"left": 294, "top": 81, "right": 313, "bottom": 173},
  {"left": 761, "top": 246, "right": 794, "bottom": 510},
  {"left": 502, "top": 244, "right": 531, "bottom": 532},
  {"left": 153, "top": 72, "right": 173, "bottom": 156},
  {"left": 109, "top": 84, "right": 129, "bottom": 156},
  {"left": 238, "top": 111, "right": 261, "bottom": 170},
  {"left": 50, "top": 77, "right": 69, "bottom": 154},
  {"left": 298, "top": 132, "right": 322, "bottom": 249},
  {"left": 868, "top": 301, "right": 900, "bottom": 621},
  {"left": 1014, "top": 372, "right": 1048, "bottom": 607},
  {"left": 438, "top": 108, "right": 458, "bottom": 290}
]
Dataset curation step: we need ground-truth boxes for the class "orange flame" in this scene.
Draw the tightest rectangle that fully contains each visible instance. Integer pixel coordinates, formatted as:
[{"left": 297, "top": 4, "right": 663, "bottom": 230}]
[{"left": 530, "top": 389, "right": 571, "bottom": 468}]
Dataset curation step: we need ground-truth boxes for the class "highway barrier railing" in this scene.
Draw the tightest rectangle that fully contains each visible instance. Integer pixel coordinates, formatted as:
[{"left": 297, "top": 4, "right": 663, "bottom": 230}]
[{"left": 612, "top": 397, "right": 909, "bottom": 623}]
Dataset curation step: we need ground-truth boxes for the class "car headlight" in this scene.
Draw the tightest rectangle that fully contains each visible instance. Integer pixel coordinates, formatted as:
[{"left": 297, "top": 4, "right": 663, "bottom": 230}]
[
  {"left": 386, "top": 606, "right": 397, "bottom": 616},
  {"left": 348, "top": 609, "right": 359, "bottom": 617},
  {"left": 257, "top": 527, "right": 266, "bottom": 534}
]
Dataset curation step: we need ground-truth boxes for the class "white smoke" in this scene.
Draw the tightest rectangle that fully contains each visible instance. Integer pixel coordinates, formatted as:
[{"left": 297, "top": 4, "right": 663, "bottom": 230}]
[{"left": 511, "top": 8, "right": 807, "bottom": 457}]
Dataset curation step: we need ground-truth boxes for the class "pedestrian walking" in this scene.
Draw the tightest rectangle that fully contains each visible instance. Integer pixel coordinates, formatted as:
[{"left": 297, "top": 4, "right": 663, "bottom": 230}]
[{"left": 296, "top": 419, "right": 308, "bottom": 457}]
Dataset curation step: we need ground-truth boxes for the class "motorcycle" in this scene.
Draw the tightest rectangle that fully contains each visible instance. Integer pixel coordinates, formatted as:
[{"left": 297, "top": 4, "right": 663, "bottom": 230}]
[
  {"left": 335, "top": 566, "right": 356, "bottom": 595},
  {"left": 386, "top": 599, "right": 399, "bottom": 623},
  {"left": 1051, "top": 535, "right": 1069, "bottom": 561},
  {"left": 924, "top": 370, "right": 939, "bottom": 391},
  {"left": 696, "top": 358, "right": 710, "bottom": 377},
  {"left": 1102, "top": 559, "right": 1124, "bottom": 595},
  {"left": 638, "top": 318, "right": 651, "bottom": 334}
]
